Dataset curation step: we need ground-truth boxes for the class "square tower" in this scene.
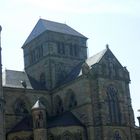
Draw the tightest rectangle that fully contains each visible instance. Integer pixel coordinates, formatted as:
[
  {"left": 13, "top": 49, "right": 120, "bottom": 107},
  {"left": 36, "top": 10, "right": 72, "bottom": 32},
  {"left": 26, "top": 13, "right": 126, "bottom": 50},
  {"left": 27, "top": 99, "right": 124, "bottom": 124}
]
[{"left": 22, "top": 19, "right": 88, "bottom": 90}]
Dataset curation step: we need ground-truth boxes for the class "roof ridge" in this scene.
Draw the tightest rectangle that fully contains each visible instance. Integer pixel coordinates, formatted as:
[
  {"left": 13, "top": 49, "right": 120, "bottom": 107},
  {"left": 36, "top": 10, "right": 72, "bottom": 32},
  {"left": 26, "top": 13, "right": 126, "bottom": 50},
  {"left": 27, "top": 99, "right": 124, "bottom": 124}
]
[
  {"left": 86, "top": 48, "right": 107, "bottom": 66},
  {"left": 4, "top": 69, "right": 25, "bottom": 73},
  {"left": 40, "top": 18, "right": 66, "bottom": 25}
]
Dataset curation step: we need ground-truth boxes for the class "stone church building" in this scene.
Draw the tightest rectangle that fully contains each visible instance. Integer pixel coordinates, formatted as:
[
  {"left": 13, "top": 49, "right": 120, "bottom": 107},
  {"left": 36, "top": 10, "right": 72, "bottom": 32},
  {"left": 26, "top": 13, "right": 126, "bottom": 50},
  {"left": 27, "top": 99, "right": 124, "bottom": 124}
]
[{"left": 0, "top": 19, "right": 140, "bottom": 140}]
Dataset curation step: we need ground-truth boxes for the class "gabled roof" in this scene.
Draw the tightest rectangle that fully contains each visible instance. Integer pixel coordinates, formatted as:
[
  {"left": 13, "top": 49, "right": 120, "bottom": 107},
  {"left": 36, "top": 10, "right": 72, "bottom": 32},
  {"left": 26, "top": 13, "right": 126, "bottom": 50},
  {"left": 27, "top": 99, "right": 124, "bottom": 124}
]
[
  {"left": 23, "top": 19, "right": 87, "bottom": 46},
  {"left": 86, "top": 48, "right": 107, "bottom": 67},
  {"left": 55, "top": 47, "right": 124, "bottom": 87},
  {"left": 8, "top": 115, "right": 33, "bottom": 133},
  {"left": 8, "top": 112, "right": 84, "bottom": 134},
  {"left": 48, "top": 111, "right": 84, "bottom": 128},
  {"left": 32, "top": 99, "right": 46, "bottom": 110},
  {"left": 2, "top": 70, "right": 33, "bottom": 89},
  {"left": 57, "top": 48, "right": 108, "bottom": 85},
  {"left": 2, "top": 69, "right": 47, "bottom": 90}
]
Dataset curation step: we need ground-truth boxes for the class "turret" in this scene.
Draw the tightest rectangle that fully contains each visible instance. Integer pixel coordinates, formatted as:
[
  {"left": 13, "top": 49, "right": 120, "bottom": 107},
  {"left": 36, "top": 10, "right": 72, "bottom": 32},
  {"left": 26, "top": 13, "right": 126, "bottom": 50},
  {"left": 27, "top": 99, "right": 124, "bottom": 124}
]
[
  {"left": 0, "top": 25, "right": 5, "bottom": 140},
  {"left": 31, "top": 99, "right": 47, "bottom": 140},
  {"left": 22, "top": 19, "right": 88, "bottom": 90}
]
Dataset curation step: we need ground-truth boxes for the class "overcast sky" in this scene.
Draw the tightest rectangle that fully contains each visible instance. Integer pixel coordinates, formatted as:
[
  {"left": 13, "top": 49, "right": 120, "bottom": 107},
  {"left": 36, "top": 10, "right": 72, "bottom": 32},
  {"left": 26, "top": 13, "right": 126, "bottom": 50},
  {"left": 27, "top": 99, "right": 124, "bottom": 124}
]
[{"left": 0, "top": 0, "right": 140, "bottom": 125}]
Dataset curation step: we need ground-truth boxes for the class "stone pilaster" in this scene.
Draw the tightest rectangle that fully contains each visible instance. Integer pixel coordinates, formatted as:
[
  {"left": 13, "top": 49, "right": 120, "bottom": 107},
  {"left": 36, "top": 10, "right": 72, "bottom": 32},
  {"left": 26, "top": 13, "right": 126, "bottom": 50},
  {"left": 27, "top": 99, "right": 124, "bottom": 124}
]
[{"left": 0, "top": 25, "right": 5, "bottom": 140}]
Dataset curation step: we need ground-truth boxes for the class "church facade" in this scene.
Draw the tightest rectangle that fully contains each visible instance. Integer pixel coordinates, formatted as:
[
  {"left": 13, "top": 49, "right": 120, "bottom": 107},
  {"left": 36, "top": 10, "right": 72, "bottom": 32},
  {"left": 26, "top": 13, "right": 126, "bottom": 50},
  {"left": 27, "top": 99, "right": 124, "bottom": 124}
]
[{"left": 0, "top": 19, "right": 140, "bottom": 140}]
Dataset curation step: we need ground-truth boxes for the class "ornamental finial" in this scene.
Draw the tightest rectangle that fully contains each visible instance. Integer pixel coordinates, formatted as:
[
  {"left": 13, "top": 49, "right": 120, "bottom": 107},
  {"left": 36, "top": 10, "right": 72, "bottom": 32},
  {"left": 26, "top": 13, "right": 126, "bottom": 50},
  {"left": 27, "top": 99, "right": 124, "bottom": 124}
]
[{"left": 106, "top": 44, "right": 109, "bottom": 49}]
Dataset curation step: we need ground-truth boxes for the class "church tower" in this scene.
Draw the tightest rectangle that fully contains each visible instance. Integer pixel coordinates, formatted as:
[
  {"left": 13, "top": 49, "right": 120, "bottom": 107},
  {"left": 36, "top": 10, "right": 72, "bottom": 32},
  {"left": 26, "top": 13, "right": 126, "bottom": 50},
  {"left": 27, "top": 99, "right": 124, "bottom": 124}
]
[
  {"left": 22, "top": 19, "right": 88, "bottom": 90},
  {"left": 31, "top": 99, "right": 47, "bottom": 140},
  {"left": 0, "top": 26, "right": 5, "bottom": 140}
]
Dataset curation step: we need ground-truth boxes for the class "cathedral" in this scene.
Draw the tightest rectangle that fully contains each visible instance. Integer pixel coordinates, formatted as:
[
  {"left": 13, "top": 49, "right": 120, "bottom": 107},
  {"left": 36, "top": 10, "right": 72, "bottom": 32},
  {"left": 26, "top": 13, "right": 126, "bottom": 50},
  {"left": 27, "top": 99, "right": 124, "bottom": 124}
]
[{"left": 0, "top": 18, "right": 140, "bottom": 140}]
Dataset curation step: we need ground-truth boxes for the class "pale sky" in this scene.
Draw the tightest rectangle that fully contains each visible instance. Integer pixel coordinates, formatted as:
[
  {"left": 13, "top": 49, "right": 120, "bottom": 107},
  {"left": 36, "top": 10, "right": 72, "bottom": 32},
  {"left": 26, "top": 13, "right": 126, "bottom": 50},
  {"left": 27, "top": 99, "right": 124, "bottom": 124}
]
[{"left": 0, "top": 0, "right": 140, "bottom": 125}]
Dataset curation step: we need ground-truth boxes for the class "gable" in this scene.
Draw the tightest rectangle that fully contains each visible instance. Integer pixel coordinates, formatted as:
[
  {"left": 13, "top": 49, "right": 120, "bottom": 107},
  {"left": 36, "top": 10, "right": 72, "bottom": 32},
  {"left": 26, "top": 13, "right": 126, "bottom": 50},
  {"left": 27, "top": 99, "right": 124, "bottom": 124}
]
[
  {"left": 83, "top": 47, "right": 130, "bottom": 82},
  {"left": 98, "top": 48, "right": 123, "bottom": 69}
]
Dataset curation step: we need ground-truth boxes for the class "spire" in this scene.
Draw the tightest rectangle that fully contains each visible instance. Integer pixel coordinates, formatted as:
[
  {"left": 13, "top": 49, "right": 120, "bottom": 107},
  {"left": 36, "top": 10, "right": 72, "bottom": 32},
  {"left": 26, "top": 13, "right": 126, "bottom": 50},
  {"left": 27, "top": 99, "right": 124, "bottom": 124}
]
[{"left": 31, "top": 98, "right": 46, "bottom": 110}]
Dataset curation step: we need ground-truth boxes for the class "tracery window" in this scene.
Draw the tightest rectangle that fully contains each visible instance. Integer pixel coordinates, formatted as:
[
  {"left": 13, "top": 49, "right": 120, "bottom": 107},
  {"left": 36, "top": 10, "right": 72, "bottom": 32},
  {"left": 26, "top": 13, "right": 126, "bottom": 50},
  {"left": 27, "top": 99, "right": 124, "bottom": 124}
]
[{"left": 106, "top": 85, "right": 121, "bottom": 124}]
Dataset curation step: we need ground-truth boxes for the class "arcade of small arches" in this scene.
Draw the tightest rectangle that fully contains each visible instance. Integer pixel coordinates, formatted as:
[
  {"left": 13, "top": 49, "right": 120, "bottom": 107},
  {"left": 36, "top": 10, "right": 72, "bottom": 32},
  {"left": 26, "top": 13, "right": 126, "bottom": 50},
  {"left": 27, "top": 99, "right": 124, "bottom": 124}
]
[{"left": 13, "top": 89, "right": 77, "bottom": 116}]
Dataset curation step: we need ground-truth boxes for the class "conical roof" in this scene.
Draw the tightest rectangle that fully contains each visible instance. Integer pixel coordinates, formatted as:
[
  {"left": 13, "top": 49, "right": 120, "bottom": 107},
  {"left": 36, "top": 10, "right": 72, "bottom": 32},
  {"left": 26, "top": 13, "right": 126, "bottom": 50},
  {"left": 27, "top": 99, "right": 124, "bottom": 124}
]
[{"left": 31, "top": 99, "right": 46, "bottom": 110}]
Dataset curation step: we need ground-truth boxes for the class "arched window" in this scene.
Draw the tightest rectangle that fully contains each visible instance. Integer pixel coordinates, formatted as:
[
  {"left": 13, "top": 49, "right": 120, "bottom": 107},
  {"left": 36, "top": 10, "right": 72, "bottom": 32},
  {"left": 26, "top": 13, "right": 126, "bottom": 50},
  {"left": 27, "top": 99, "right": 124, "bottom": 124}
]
[
  {"left": 69, "top": 93, "right": 77, "bottom": 109},
  {"left": 65, "top": 89, "right": 77, "bottom": 110},
  {"left": 57, "top": 42, "right": 65, "bottom": 54},
  {"left": 54, "top": 95, "right": 63, "bottom": 115},
  {"left": 14, "top": 99, "right": 28, "bottom": 115},
  {"left": 106, "top": 85, "right": 121, "bottom": 125},
  {"left": 39, "top": 97, "right": 50, "bottom": 116}
]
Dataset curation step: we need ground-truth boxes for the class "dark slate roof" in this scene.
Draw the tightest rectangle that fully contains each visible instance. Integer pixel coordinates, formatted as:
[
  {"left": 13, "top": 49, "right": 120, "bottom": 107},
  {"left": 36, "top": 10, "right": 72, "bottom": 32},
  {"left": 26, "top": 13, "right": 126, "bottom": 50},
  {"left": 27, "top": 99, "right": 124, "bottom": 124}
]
[
  {"left": 48, "top": 111, "right": 84, "bottom": 128},
  {"left": 2, "top": 70, "right": 47, "bottom": 90},
  {"left": 23, "top": 19, "right": 87, "bottom": 46},
  {"left": 8, "top": 112, "right": 84, "bottom": 134},
  {"left": 8, "top": 115, "right": 33, "bottom": 133},
  {"left": 2, "top": 70, "right": 33, "bottom": 89},
  {"left": 56, "top": 48, "right": 108, "bottom": 87},
  {"left": 56, "top": 62, "right": 84, "bottom": 87}
]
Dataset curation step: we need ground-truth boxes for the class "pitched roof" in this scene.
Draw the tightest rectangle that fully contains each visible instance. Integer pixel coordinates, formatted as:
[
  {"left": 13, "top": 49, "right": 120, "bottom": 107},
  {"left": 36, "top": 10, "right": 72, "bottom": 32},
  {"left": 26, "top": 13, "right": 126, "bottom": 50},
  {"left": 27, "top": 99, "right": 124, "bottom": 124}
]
[
  {"left": 56, "top": 48, "right": 108, "bottom": 86},
  {"left": 86, "top": 48, "right": 107, "bottom": 67},
  {"left": 8, "top": 115, "right": 33, "bottom": 133},
  {"left": 2, "top": 70, "right": 33, "bottom": 89},
  {"left": 48, "top": 111, "right": 84, "bottom": 128},
  {"left": 56, "top": 62, "right": 84, "bottom": 87},
  {"left": 23, "top": 19, "right": 87, "bottom": 46},
  {"left": 8, "top": 112, "right": 84, "bottom": 134},
  {"left": 2, "top": 48, "right": 110, "bottom": 90},
  {"left": 2, "top": 69, "right": 47, "bottom": 90},
  {"left": 32, "top": 99, "right": 46, "bottom": 110}
]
